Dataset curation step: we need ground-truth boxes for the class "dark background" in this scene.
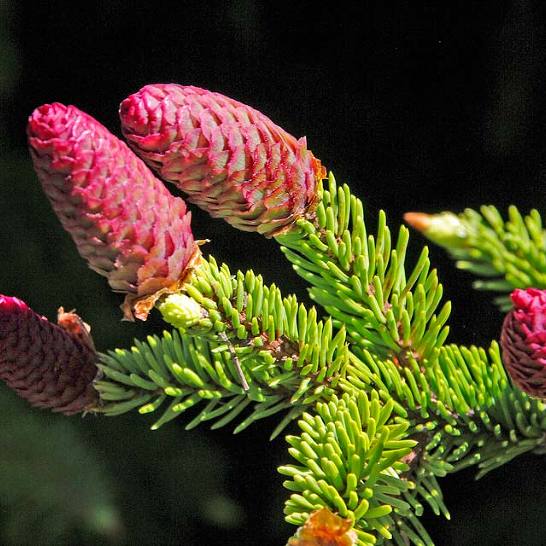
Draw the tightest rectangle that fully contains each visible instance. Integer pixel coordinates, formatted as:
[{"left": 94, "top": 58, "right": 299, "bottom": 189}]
[{"left": 1, "top": 1, "right": 546, "bottom": 544}]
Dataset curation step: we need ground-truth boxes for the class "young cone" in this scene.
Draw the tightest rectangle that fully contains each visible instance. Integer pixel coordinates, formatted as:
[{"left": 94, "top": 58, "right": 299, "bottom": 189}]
[
  {"left": 501, "top": 288, "right": 546, "bottom": 399},
  {"left": 0, "top": 295, "right": 99, "bottom": 414},
  {"left": 120, "top": 84, "right": 326, "bottom": 237},
  {"left": 27, "top": 103, "right": 198, "bottom": 320}
]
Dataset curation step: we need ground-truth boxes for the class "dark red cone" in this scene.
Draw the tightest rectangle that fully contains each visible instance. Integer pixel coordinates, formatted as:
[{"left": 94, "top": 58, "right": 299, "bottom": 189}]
[
  {"left": 0, "top": 295, "right": 99, "bottom": 414},
  {"left": 501, "top": 288, "right": 546, "bottom": 399}
]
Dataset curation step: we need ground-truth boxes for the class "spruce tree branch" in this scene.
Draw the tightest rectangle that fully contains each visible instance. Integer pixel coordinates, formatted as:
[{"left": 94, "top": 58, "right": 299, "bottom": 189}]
[
  {"left": 341, "top": 338, "right": 546, "bottom": 522},
  {"left": 92, "top": 193, "right": 546, "bottom": 545},
  {"left": 406, "top": 206, "right": 546, "bottom": 310},
  {"left": 20, "top": 84, "right": 546, "bottom": 546},
  {"left": 276, "top": 173, "right": 451, "bottom": 365},
  {"left": 94, "top": 256, "right": 350, "bottom": 436},
  {"left": 279, "top": 392, "right": 421, "bottom": 546}
]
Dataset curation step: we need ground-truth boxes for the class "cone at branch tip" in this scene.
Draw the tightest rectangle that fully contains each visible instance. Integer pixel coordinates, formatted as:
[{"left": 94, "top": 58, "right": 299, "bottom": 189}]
[
  {"left": 27, "top": 103, "right": 198, "bottom": 320},
  {"left": 501, "top": 288, "right": 546, "bottom": 399},
  {"left": 120, "top": 83, "right": 326, "bottom": 237},
  {"left": 0, "top": 295, "right": 99, "bottom": 414}
]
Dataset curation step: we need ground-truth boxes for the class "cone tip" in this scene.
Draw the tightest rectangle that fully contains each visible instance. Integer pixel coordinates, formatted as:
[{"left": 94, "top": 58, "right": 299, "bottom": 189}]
[{"left": 0, "top": 295, "right": 27, "bottom": 313}]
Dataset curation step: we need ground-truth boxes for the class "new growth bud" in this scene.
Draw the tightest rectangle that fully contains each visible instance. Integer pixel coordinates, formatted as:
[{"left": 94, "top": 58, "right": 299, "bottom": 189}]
[
  {"left": 120, "top": 84, "right": 326, "bottom": 237},
  {"left": 0, "top": 295, "right": 99, "bottom": 414},
  {"left": 404, "top": 211, "right": 468, "bottom": 248},
  {"left": 27, "top": 103, "right": 198, "bottom": 320},
  {"left": 501, "top": 288, "right": 546, "bottom": 399},
  {"left": 157, "top": 293, "right": 203, "bottom": 330}
]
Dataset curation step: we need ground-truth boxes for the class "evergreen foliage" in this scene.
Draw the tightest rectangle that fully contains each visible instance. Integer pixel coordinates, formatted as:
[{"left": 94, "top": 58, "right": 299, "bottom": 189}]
[
  {"left": 277, "top": 174, "right": 451, "bottom": 365},
  {"left": 95, "top": 257, "right": 349, "bottom": 438},
  {"left": 279, "top": 392, "right": 419, "bottom": 546},
  {"left": 92, "top": 173, "right": 546, "bottom": 544},
  {"left": 6, "top": 85, "right": 546, "bottom": 544},
  {"left": 411, "top": 206, "right": 546, "bottom": 310}
]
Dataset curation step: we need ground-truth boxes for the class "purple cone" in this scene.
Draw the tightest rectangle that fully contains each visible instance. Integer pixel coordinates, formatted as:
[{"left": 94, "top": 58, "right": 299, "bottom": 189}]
[
  {"left": 0, "top": 295, "right": 99, "bottom": 414},
  {"left": 501, "top": 288, "right": 546, "bottom": 399}
]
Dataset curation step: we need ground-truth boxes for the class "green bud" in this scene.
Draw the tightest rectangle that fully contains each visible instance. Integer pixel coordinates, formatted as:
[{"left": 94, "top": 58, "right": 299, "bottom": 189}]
[
  {"left": 158, "top": 293, "right": 203, "bottom": 330},
  {"left": 404, "top": 211, "right": 469, "bottom": 248}
]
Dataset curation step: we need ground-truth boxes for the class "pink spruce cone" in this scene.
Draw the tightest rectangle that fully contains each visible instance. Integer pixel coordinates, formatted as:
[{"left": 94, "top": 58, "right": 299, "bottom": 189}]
[
  {"left": 0, "top": 295, "right": 99, "bottom": 414},
  {"left": 119, "top": 84, "right": 326, "bottom": 237},
  {"left": 500, "top": 288, "right": 546, "bottom": 399},
  {"left": 28, "top": 103, "right": 198, "bottom": 320}
]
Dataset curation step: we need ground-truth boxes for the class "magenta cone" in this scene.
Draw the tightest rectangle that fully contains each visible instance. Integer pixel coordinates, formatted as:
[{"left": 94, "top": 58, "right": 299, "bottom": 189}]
[
  {"left": 28, "top": 103, "right": 197, "bottom": 319},
  {"left": 501, "top": 288, "right": 546, "bottom": 399},
  {"left": 120, "top": 84, "right": 325, "bottom": 236}
]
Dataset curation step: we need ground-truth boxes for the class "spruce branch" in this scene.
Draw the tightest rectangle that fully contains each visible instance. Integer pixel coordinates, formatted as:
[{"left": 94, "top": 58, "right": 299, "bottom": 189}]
[
  {"left": 405, "top": 206, "right": 546, "bottom": 310},
  {"left": 94, "top": 256, "right": 349, "bottom": 436},
  {"left": 276, "top": 173, "right": 451, "bottom": 365},
  {"left": 425, "top": 342, "right": 546, "bottom": 480},
  {"left": 96, "top": 329, "right": 313, "bottom": 434},
  {"left": 343, "top": 340, "right": 546, "bottom": 491},
  {"left": 340, "top": 349, "right": 452, "bottom": 531},
  {"left": 16, "top": 85, "right": 546, "bottom": 546},
  {"left": 279, "top": 392, "right": 418, "bottom": 546},
  {"left": 338, "top": 339, "right": 546, "bottom": 530}
]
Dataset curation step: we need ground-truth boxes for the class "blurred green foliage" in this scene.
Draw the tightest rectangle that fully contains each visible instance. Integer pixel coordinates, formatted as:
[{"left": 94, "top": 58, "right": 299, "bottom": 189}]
[{"left": 0, "top": 389, "right": 121, "bottom": 545}]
